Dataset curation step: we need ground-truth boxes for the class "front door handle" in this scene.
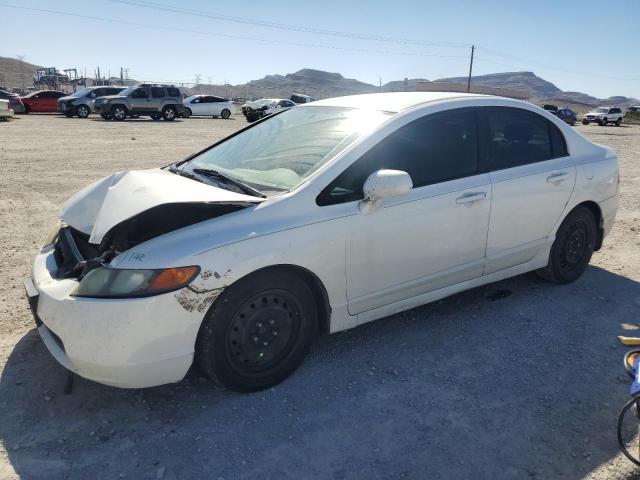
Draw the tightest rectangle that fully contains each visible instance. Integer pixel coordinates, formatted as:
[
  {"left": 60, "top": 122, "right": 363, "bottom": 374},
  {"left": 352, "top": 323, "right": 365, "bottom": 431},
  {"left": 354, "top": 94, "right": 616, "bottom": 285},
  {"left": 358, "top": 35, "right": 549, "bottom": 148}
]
[
  {"left": 547, "top": 172, "right": 569, "bottom": 184},
  {"left": 455, "top": 191, "right": 487, "bottom": 204}
]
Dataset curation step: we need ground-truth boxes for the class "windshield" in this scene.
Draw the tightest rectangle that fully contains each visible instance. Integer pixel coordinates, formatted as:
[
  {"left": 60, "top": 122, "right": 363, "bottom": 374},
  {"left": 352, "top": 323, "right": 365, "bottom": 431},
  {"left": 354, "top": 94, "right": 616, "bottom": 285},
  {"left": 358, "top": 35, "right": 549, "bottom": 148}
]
[
  {"left": 183, "top": 106, "right": 391, "bottom": 194},
  {"left": 117, "top": 86, "right": 136, "bottom": 96},
  {"left": 71, "top": 88, "right": 94, "bottom": 98},
  {"left": 594, "top": 107, "right": 608, "bottom": 113}
]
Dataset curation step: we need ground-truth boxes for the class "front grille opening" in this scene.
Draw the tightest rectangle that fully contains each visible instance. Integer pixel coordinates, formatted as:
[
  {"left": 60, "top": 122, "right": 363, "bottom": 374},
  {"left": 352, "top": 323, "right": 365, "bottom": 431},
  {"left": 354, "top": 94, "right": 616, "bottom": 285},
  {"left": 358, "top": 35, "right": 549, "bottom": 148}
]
[{"left": 53, "top": 227, "right": 97, "bottom": 279}]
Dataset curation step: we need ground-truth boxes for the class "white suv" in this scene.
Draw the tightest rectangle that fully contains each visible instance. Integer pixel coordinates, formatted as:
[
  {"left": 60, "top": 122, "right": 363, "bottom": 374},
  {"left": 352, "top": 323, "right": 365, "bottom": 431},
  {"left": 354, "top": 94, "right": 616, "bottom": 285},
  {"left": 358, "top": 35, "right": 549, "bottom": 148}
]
[{"left": 582, "top": 107, "right": 624, "bottom": 126}]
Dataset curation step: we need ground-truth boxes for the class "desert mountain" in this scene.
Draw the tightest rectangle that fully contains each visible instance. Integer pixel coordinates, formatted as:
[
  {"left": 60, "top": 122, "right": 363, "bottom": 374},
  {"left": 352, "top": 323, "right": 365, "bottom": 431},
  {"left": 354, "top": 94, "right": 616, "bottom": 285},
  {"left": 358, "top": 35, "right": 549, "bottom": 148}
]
[{"left": 1, "top": 56, "right": 637, "bottom": 108}]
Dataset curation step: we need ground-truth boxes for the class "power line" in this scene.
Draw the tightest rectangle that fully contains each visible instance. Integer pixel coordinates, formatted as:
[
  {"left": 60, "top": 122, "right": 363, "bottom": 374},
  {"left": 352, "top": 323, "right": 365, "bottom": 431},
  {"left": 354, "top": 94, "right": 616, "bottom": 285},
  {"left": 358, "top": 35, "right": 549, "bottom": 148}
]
[
  {"left": 107, "top": 0, "right": 470, "bottom": 49},
  {"left": 476, "top": 46, "right": 640, "bottom": 82},
  {"left": 0, "top": 3, "right": 469, "bottom": 60}
]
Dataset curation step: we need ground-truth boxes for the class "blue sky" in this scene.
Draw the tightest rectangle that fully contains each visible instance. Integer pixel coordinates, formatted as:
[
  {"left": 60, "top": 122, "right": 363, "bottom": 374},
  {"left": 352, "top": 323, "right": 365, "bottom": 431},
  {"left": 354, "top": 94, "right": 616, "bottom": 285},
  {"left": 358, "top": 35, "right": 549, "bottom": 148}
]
[{"left": 1, "top": 0, "right": 639, "bottom": 99}]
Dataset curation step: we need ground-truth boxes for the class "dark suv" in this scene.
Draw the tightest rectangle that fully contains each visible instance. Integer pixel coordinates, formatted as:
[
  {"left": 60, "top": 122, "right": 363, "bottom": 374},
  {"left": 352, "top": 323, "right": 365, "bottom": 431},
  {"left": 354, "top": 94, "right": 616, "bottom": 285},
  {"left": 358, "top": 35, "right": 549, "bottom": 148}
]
[{"left": 95, "top": 84, "right": 185, "bottom": 121}]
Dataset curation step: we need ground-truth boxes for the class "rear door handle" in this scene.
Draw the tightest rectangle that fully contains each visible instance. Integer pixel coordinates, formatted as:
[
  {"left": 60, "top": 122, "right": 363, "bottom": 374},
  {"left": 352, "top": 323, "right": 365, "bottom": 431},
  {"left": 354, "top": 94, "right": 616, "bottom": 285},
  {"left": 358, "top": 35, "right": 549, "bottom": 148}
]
[
  {"left": 547, "top": 172, "right": 569, "bottom": 184},
  {"left": 456, "top": 192, "right": 487, "bottom": 204}
]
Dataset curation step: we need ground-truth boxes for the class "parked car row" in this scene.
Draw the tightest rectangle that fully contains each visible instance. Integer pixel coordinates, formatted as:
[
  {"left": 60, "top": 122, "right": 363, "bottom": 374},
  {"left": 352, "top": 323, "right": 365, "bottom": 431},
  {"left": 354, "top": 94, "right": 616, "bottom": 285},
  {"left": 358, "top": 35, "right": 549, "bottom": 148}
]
[{"left": 542, "top": 104, "right": 625, "bottom": 127}]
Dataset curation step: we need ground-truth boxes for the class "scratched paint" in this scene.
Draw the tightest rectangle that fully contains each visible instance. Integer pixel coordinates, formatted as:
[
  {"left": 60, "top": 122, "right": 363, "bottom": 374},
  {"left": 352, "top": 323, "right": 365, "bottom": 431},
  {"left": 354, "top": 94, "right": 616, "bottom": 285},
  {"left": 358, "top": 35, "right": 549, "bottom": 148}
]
[{"left": 175, "top": 287, "right": 224, "bottom": 313}]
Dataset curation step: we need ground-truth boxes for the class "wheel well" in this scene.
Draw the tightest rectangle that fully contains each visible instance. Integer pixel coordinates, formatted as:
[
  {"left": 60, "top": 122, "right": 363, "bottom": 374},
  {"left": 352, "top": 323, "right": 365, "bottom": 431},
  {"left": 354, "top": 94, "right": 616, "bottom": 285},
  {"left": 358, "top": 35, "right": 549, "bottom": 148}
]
[
  {"left": 574, "top": 201, "right": 604, "bottom": 250},
  {"left": 214, "top": 265, "right": 332, "bottom": 335}
]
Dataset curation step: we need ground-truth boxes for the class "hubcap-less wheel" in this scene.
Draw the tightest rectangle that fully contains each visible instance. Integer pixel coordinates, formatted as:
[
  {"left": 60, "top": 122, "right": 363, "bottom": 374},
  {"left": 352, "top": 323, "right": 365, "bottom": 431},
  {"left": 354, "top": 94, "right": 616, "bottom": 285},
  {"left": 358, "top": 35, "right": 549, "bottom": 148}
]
[
  {"left": 183, "top": 108, "right": 192, "bottom": 118},
  {"left": 111, "top": 106, "right": 126, "bottom": 120},
  {"left": 221, "top": 108, "right": 231, "bottom": 119},
  {"left": 536, "top": 206, "right": 596, "bottom": 284},
  {"left": 560, "top": 219, "right": 588, "bottom": 271},
  {"left": 225, "top": 290, "right": 301, "bottom": 374},
  {"left": 77, "top": 105, "right": 90, "bottom": 118}
]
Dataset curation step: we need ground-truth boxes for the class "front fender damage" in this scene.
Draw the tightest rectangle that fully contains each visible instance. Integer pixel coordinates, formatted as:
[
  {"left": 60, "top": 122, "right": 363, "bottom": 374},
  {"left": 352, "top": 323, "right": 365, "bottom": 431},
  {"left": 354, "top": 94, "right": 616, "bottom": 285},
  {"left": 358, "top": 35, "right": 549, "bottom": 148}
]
[{"left": 175, "top": 285, "right": 224, "bottom": 313}]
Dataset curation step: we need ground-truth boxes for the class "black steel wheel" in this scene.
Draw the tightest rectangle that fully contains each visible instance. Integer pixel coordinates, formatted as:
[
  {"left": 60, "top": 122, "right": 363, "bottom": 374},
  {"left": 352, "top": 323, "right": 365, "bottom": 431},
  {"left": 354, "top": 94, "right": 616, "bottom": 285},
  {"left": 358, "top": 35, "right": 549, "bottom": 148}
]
[
  {"left": 537, "top": 206, "right": 597, "bottom": 284},
  {"left": 197, "top": 269, "right": 318, "bottom": 391}
]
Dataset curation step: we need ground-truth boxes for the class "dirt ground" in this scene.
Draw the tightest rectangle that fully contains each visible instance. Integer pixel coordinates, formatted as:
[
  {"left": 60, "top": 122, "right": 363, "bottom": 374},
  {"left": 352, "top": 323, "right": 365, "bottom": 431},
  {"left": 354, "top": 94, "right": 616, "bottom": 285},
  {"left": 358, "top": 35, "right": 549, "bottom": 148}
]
[{"left": 0, "top": 113, "right": 639, "bottom": 480}]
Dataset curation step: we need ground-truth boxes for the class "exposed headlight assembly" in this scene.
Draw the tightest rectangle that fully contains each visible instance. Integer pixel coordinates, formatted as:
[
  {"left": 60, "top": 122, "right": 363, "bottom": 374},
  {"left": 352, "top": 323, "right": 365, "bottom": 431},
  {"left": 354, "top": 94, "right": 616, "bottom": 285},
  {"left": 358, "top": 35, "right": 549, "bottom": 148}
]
[
  {"left": 71, "top": 265, "right": 200, "bottom": 298},
  {"left": 43, "top": 219, "right": 63, "bottom": 247}
]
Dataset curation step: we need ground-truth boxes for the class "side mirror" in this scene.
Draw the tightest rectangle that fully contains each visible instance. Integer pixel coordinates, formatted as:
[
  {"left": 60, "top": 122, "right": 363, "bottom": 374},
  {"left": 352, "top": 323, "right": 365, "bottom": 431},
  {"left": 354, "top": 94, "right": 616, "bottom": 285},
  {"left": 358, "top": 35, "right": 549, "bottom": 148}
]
[{"left": 359, "top": 169, "right": 413, "bottom": 214}]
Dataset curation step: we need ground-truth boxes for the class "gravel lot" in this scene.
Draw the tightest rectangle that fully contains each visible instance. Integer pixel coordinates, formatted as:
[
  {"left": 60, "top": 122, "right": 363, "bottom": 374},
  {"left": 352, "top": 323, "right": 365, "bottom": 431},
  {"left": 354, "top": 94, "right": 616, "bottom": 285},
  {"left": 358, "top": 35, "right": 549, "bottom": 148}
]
[{"left": 0, "top": 113, "right": 639, "bottom": 480}]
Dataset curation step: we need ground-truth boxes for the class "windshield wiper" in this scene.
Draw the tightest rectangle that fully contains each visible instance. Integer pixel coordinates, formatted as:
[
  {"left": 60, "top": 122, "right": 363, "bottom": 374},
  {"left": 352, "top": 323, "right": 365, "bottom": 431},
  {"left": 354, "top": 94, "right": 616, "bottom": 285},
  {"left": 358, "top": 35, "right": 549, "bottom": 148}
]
[
  {"left": 168, "top": 165, "right": 203, "bottom": 182},
  {"left": 193, "top": 168, "right": 267, "bottom": 198}
]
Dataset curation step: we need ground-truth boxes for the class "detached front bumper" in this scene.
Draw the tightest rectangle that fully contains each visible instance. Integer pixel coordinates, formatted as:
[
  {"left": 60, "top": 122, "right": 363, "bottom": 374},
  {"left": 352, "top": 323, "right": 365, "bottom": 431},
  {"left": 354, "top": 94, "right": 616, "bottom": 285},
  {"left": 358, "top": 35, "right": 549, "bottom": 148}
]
[{"left": 24, "top": 246, "right": 206, "bottom": 388}]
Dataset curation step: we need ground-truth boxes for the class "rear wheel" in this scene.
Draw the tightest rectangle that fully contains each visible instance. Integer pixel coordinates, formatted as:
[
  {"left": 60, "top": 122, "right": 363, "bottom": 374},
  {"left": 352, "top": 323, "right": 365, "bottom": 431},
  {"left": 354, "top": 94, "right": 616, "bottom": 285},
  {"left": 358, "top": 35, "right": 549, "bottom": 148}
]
[
  {"left": 221, "top": 108, "right": 231, "bottom": 119},
  {"left": 536, "top": 206, "right": 597, "bottom": 284},
  {"left": 110, "top": 105, "right": 127, "bottom": 121},
  {"left": 162, "top": 106, "right": 177, "bottom": 121},
  {"left": 150, "top": 114, "right": 162, "bottom": 121},
  {"left": 197, "top": 269, "right": 318, "bottom": 391},
  {"left": 76, "top": 104, "right": 90, "bottom": 118},
  {"left": 183, "top": 107, "right": 192, "bottom": 118}
]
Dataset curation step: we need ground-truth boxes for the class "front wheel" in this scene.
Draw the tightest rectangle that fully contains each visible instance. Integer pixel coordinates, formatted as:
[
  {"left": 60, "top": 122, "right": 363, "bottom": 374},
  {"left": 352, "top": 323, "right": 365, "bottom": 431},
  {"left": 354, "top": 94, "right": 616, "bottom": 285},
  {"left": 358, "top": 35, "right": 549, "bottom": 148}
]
[
  {"left": 197, "top": 269, "right": 318, "bottom": 392},
  {"left": 615, "top": 118, "right": 622, "bottom": 126},
  {"left": 220, "top": 108, "right": 231, "bottom": 119},
  {"left": 76, "top": 104, "right": 90, "bottom": 118},
  {"left": 100, "top": 112, "right": 111, "bottom": 120},
  {"left": 582, "top": 120, "right": 589, "bottom": 125},
  {"left": 536, "top": 206, "right": 597, "bottom": 284},
  {"left": 599, "top": 117, "right": 607, "bottom": 126},
  {"left": 162, "top": 106, "right": 177, "bottom": 121},
  {"left": 110, "top": 105, "right": 127, "bottom": 121},
  {"left": 150, "top": 114, "right": 162, "bottom": 121},
  {"left": 182, "top": 108, "right": 192, "bottom": 118}
]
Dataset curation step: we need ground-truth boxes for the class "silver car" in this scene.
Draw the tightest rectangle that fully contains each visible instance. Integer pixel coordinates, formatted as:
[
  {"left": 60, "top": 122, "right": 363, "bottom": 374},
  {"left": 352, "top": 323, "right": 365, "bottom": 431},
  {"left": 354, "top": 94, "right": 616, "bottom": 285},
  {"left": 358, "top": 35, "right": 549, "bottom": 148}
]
[{"left": 58, "top": 86, "right": 126, "bottom": 118}]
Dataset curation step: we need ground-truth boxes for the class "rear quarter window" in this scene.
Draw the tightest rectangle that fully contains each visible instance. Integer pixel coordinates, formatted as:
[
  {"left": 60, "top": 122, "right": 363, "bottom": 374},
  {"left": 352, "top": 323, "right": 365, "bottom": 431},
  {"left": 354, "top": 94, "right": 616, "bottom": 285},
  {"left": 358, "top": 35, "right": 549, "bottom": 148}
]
[{"left": 167, "top": 87, "right": 181, "bottom": 97}]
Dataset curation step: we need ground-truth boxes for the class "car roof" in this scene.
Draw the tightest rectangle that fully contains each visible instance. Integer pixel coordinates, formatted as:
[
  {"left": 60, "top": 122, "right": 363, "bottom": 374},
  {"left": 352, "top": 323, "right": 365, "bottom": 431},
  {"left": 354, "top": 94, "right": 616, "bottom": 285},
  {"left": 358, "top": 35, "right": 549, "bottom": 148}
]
[{"left": 308, "top": 92, "right": 488, "bottom": 113}]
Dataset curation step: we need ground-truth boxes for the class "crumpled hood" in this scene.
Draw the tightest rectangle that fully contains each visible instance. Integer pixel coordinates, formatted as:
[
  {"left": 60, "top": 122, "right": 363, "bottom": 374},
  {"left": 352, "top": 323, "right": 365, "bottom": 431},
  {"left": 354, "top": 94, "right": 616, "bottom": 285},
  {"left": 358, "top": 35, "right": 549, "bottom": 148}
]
[{"left": 60, "top": 169, "right": 263, "bottom": 244}]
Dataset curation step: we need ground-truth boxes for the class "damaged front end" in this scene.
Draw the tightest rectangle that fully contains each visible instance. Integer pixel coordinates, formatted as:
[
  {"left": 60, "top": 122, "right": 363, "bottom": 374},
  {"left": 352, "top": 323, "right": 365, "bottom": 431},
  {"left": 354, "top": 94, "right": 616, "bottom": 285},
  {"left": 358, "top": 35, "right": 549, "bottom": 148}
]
[
  {"left": 52, "top": 169, "right": 262, "bottom": 283},
  {"left": 51, "top": 201, "right": 250, "bottom": 283}
]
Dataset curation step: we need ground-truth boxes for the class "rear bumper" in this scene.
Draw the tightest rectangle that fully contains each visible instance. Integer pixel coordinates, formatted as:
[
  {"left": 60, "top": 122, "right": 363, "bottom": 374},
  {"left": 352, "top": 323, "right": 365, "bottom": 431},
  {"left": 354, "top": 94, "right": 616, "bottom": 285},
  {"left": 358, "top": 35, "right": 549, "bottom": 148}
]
[{"left": 25, "top": 246, "right": 205, "bottom": 388}]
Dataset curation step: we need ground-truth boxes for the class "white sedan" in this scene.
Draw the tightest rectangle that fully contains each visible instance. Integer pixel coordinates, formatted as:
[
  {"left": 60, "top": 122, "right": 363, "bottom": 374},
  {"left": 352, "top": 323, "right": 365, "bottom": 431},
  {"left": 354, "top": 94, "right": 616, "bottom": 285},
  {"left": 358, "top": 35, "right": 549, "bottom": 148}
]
[
  {"left": 25, "top": 92, "right": 619, "bottom": 391},
  {"left": 183, "top": 95, "right": 235, "bottom": 119}
]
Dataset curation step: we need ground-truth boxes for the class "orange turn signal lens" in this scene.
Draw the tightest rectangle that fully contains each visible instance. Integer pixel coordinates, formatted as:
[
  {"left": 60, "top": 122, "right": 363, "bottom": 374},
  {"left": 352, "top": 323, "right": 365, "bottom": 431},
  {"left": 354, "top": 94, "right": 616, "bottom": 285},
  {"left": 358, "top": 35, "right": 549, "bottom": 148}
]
[{"left": 147, "top": 266, "right": 200, "bottom": 293}]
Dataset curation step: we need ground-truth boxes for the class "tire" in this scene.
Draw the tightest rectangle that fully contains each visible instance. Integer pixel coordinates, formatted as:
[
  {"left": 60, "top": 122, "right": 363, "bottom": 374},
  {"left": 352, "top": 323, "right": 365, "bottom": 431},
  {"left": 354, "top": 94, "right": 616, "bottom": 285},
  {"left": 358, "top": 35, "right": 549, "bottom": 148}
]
[
  {"left": 582, "top": 120, "right": 589, "bottom": 125},
  {"left": 536, "top": 206, "right": 597, "bottom": 284},
  {"left": 616, "top": 117, "right": 622, "bottom": 126},
  {"left": 221, "top": 108, "right": 231, "bottom": 119},
  {"left": 162, "top": 106, "right": 177, "bottom": 121},
  {"left": 150, "top": 114, "right": 162, "bottom": 121},
  {"left": 197, "top": 269, "right": 318, "bottom": 392},
  {"left": 599, "top": 117, "right": 607, "bottom": 126},
  {"left": 183, "top": 108, "right": 192, "bottom": 118},
  {"left": 110, "top": 105, "right": 127, "bottom": 121},
  {"left": 23, "top": 105, "right": 30, "bottom": 114},
  {"left": 76, "top": 104, "right": 90, "bottom": 118},
  {"left": 100, "top": 112, "right": 111, "bottom": 120}
]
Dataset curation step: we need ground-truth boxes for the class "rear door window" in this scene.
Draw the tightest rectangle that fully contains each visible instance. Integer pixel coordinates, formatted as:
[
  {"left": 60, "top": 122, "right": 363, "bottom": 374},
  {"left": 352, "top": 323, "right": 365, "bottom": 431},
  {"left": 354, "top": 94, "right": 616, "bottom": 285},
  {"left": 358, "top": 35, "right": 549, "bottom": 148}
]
[
  {"left": 167, "top": 87, "right": 181, "bottom": 97},
  {"left": 151, "top": 87, "right": 165, "bottom": 98},
  {"left": 479, "top": 107, "right": 567, "bottom": 171}
]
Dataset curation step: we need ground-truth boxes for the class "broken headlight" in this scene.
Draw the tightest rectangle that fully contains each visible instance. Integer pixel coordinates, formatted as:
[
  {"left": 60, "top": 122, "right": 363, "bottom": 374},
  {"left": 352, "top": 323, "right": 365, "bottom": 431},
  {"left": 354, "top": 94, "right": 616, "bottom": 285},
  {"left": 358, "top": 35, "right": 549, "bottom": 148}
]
[
  {"left": 71, "top": 265, "right": 200, "bottom": 298},
  {"left": 43, "top": 219, "right": 63, "bottom": 247}
]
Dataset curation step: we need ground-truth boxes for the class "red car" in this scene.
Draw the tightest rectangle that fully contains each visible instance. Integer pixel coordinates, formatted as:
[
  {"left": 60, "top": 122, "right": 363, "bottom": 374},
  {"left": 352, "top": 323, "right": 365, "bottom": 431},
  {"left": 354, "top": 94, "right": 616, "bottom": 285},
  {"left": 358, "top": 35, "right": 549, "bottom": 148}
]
[{"left": 20, "top": 90, "right": 67, "bottom": 113}]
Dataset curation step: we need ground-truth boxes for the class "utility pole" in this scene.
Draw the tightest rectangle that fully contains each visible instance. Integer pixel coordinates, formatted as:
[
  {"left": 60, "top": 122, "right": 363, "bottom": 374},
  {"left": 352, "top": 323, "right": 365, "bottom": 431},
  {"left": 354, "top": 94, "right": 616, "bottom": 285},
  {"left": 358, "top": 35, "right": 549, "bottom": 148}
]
[
  {"left": 466, "top": 44, "right": 475, "bottom": 93},
  {"left": 16, "top": 55, "right": 26, "bottom": 89},
  {"left": 379, "top": 76, "right": 382, "bottom": 91}
]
